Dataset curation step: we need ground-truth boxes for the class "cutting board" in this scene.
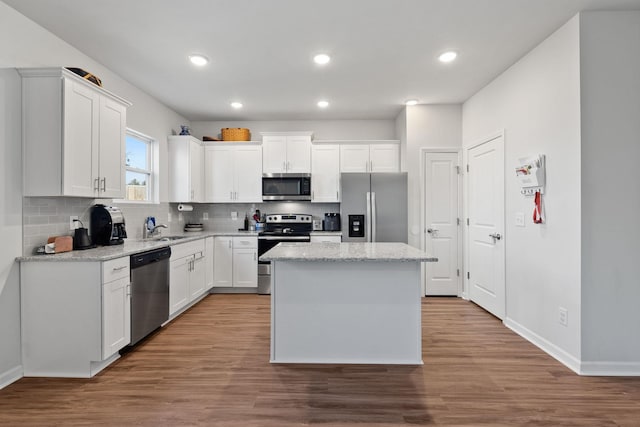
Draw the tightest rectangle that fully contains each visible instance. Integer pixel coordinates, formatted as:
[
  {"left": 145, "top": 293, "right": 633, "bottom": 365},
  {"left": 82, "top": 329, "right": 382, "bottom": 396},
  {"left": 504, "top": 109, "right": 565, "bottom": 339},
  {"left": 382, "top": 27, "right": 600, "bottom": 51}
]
[{"left": 47, "top": 236, "right": 73, "bottom": 253}]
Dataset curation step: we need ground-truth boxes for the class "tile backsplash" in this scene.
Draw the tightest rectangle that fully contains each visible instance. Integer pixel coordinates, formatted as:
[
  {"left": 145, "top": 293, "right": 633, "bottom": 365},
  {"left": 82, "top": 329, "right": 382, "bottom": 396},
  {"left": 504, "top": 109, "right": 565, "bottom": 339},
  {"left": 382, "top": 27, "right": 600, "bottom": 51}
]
[{"left": 23, "top": 197, "right": 340, "bottom": 255}]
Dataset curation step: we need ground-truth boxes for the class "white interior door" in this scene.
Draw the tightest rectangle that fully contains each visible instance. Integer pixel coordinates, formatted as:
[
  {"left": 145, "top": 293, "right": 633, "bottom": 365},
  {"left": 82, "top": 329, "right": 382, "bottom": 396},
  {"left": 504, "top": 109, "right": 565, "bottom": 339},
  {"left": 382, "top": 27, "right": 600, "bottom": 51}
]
[
  {"left": 424, "top": 152, "right": 460, "bottom": 296},
  {"left": 467, "top": 135, "right": 505, "bottom": 319}
]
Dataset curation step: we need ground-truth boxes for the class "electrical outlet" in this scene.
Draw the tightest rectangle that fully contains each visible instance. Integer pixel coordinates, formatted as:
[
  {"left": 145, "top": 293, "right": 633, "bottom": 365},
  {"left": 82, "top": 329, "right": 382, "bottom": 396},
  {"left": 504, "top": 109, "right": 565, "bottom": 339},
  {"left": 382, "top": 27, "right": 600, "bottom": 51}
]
[
  {"left": 231, "top": 211, "right": 238, "bottom": 220},
  {"left": 69, "top": 215, "right": 79, "bottom": 230},
  {"left": 559, "top": 307, "right": 568, "bottom": 326},
  {"left": 515, "top": 212, "right": 525, "bottom": 227},
  {"left": 167, "top": 212, "right": 172, "bottom": 222},
  {"left": 178, "top": 213, "right": 184, "bottom": 222},
  {"left": 203, "top": 212, "right": 209, "bottom": 220}
]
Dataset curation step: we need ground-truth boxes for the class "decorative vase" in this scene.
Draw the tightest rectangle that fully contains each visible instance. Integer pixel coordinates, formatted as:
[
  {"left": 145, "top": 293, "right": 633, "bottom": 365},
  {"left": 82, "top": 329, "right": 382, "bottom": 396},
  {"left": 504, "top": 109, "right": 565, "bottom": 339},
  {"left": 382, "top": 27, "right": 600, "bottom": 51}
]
[{"left": 179, "top": 125, "right": 190, "bottom": 136}]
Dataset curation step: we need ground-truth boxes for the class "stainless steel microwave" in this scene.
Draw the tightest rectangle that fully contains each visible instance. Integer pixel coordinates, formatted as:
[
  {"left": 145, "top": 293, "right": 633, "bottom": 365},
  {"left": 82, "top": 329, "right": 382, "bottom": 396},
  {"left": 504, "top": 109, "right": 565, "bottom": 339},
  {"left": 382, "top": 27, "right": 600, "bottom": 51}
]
[{"left": 262, "top": 174, "right": 311, "bottom": 201}]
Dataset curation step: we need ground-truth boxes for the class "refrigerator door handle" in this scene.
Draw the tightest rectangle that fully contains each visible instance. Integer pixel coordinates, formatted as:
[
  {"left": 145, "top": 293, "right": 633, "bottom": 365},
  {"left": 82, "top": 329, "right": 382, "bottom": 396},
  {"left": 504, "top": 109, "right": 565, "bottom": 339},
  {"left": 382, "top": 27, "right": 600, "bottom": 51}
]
[
  {"left": 366, "top": 191, "right": 372, "bottom": 242},
  {"left": 371, "top": 191, "right": 377, "bottom": 242}
]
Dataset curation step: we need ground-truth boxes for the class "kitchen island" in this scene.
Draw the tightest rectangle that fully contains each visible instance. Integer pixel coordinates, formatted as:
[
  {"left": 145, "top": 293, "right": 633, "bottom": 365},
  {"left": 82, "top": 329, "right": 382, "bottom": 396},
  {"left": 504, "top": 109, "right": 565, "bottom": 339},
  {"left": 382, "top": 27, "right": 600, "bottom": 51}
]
[{"left": 260, "top": 242, "right": 437, "bottom": 365}]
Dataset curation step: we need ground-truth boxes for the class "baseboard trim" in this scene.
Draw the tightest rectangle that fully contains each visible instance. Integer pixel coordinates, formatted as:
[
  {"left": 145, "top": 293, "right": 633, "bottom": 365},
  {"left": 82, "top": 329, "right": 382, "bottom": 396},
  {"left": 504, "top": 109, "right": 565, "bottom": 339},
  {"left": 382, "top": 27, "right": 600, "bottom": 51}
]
[
  {"left": 0, "top": 365, "right": 23, "bottom": 389},
  {"left": 580, "top": 361, "right": 640, "bottom": 376},
  {"left": 504, "top": 317, "right": 581, "bottom": 374}
]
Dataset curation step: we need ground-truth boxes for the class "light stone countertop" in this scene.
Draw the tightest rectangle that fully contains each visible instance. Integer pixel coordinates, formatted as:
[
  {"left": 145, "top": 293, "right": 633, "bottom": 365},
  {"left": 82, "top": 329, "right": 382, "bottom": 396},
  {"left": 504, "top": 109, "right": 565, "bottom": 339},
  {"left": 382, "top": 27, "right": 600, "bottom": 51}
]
[
  {"left": 259, "top": 242, "right": 437, "bottom": 263},
  {"left": 17, "top": 230, "right": 259, "bottom": 262}
]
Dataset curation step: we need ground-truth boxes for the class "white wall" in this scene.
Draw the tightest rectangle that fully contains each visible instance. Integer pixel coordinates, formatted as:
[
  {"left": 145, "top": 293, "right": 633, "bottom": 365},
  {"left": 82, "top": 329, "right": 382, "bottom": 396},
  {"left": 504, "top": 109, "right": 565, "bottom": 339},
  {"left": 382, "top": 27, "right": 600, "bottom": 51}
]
[
  {"left": 0, "top": 1, "right": 189, "bottom": 386},
  {"left": 0, "top": 68, "right": 23, "bottom": 387},
  {"left": 404, "top": 105, "right": 462, "bottom": 249},
  {"left": 462, "top": 16, "right": 582, "bottom": 364},
  {"left": 579, "top": 11, "right": 640, "bottom": 368},
  {"left": 0, "top": 2, "right": 189, "bottom": 203},
  {"left": 190, "top": 119, "right": 396, "bottom": 141}
]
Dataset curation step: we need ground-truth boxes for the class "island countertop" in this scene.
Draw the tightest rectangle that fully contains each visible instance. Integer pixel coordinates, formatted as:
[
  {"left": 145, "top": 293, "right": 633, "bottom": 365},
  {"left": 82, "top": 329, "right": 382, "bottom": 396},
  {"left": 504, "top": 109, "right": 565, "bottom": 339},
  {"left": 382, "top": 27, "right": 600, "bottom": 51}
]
[{"left": 260, "top": 242, "right": 437, "bottom": 262}]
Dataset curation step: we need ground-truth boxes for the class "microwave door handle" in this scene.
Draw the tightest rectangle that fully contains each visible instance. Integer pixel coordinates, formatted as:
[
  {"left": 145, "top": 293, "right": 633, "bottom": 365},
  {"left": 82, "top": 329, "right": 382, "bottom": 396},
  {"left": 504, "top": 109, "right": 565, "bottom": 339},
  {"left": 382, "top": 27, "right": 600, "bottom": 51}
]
[{"left": 366, "top": 191, "right": 371, "bottom": 242}]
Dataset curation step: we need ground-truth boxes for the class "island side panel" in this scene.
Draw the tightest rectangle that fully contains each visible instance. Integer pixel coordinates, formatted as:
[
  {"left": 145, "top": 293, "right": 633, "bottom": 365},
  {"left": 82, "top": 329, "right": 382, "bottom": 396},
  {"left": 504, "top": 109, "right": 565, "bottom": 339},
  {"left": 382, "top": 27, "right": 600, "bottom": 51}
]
[{"left": 271, "top": 260, "right": 422, "bottom": 364}]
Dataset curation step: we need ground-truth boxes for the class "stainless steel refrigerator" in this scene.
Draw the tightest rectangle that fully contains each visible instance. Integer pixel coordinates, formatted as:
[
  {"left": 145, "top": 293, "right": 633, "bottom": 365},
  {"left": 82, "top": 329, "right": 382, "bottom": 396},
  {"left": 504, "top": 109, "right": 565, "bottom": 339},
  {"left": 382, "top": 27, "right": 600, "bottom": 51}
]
[{"left": 340, "top": 173, "right": 408, "bottom": 243}]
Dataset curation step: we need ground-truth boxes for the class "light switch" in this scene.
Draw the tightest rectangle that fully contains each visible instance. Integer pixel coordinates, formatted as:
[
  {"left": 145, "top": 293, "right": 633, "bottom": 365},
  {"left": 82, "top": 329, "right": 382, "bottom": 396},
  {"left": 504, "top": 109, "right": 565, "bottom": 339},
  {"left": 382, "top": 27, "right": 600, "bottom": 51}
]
[{"left": 515, "top": 212, "right": 525, "bottom": 227}]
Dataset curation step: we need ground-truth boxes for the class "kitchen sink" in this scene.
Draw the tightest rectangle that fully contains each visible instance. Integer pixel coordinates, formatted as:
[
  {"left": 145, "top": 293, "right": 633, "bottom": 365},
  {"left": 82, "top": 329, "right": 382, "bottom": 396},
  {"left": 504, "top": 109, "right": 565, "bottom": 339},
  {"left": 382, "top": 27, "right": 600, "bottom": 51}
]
[{"left": 145, "top": 235, "right": 190, "bottom": 242}]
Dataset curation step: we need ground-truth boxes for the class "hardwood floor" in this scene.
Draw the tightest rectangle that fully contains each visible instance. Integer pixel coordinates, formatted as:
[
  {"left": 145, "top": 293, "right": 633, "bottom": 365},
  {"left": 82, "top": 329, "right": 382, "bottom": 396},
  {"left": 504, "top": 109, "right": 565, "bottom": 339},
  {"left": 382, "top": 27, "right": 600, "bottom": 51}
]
[{"left": 1, "top": 295, "right": 639, "bottom": 426}]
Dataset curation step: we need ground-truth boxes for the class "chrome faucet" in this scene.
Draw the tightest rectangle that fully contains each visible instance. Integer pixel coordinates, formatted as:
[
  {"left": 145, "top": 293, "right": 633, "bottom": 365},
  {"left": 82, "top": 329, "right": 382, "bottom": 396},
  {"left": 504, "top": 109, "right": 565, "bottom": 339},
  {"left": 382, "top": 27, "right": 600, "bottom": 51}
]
[{"left": 143, "top": 217, "right": 168, "bottom": 239}]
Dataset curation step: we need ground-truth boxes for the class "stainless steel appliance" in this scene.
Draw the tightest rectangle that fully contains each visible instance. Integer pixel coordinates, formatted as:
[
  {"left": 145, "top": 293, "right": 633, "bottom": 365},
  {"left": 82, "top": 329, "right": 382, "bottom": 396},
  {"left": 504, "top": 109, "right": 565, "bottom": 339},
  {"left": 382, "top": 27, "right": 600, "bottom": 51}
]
[
  {"left": 129, "top": 247, "right": 171, "bottom": 345},
  {"left": 340, "top": 173, "right": 408, "bottom": 243},
  {"left": 90, "top": 204, "right": 127, "bottom": 245},
  {"left": 257, "top": 213, "right": 312, "bottom": 294},
  {"left": 323, "top": 213, "right": 341, "bottom": 231},
  {"left": 262, "top": 174, "right": 311, "bottom": 201}
]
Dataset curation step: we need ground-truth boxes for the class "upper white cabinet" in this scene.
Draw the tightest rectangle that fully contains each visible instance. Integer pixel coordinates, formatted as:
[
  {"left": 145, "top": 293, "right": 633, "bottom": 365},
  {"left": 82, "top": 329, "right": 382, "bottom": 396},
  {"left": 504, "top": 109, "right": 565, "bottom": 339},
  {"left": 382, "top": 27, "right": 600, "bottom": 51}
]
[
  {"left": 339, "top": 142, "right": 400, "bottom": 173},
  {"left": 311, "top": 144, "right": 340, "bottom": 203},
  {"left": 261, "top": 132, "right": 313, "bottom": 174},
  {"left": 204, "top": 143, "right": 262, "bottom": 203},
  {"left": 19, "top": 68, "right": 130, "bottom": 198},
  {"left": 168, "top": 135, "right": 204, "bottom": 203}
]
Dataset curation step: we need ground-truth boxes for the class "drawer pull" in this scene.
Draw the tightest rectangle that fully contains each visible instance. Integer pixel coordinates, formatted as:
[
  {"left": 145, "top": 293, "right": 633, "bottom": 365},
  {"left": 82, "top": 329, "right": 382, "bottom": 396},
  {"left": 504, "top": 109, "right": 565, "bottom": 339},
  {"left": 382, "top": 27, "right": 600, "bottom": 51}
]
[{"left": 112, "top": 265, "right": 128, "bottom": 271}]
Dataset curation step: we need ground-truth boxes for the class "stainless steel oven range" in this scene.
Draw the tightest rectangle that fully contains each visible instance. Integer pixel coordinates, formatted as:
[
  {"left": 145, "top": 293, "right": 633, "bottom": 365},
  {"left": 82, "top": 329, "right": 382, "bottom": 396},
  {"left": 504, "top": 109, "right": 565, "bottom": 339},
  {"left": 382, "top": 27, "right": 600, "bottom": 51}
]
[{"left": 257, "top": 213, "right": 312, "bottom": 294}]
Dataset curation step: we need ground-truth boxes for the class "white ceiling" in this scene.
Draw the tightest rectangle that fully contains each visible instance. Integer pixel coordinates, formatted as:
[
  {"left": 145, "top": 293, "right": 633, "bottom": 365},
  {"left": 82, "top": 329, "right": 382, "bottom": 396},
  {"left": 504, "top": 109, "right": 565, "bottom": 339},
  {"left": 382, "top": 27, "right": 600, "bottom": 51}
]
[{"left": 5, "top": 0, "right": 640, "bottom": 121}]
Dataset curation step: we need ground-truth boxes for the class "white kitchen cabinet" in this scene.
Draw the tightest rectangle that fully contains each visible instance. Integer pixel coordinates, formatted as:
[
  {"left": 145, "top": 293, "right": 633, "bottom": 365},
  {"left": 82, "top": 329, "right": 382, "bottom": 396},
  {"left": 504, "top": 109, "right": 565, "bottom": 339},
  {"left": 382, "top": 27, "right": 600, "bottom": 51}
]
[
  {"left": 169, "top": 239, "right": 206, "bottom": 315},
  {"left": 213, "top": 236, "right": 257, "bottom": 288},
  {"left": 20, "top": 256, "right": 131, "bottom": 377},
  {"left": 339, "top": 142, "right": 400, "bottom": 173},
  {"left": 213, "top": 236, "right": 233, "bottom": 287},
  {"left": 19, "top": 68, "right": 130, "bottom": 198},
  {"left": 168, "top": 135, "right": 204, "bottom": 203},
  {"left": 204, "top": 144, "right": 262, "bottom": 203},
  {"left": 261, "top": 132, "right": 313, "bottom": 174},
  {"left": 310, "top": 234, "right": 342, "bottom": 243},
  {"left": 205, "top": 236, "right": 214, "bottom": 290},
  {"left": 311, "top": 144, "right": 340, "bottom": 202}
]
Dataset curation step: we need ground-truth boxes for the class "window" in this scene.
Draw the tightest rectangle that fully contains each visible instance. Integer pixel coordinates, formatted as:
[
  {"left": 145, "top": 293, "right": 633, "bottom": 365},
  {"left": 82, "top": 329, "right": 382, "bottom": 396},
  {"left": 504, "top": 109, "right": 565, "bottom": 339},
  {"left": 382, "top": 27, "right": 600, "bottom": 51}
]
[{"left": 124, "top": 130, "right": 154, "bottom": 202}]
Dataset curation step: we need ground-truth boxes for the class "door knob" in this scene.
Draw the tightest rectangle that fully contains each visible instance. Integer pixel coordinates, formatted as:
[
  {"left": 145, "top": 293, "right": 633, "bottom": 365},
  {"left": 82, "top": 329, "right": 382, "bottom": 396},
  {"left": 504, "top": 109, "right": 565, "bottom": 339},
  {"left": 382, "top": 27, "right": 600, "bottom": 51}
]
[
  {"left": 489, "top": 233, "right": 502, "bottom": 240},
  {"left": 427, "top": 228, "right": 438, "bottom": 234}
]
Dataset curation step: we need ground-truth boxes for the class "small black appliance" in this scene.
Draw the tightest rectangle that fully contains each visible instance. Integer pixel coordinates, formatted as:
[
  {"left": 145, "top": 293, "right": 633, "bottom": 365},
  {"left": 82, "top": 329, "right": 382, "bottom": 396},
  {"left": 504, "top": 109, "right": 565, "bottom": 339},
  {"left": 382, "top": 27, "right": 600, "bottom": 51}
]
[
  {"left": 73, "top": 227, "right": 93, "bottom": 250},
  {"left": 323, "top": 213, "right": 341, "bottom": 231},
  {"left": 90, "top": 204, "right": 127, "bottom": 245}
]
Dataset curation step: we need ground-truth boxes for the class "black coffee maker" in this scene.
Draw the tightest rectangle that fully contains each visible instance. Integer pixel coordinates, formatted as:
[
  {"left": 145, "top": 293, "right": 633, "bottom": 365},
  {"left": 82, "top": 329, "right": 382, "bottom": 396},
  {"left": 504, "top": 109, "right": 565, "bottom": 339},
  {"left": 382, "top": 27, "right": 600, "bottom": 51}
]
[{"left": 90, "top": 204, "right": 127, "bottom": 245}]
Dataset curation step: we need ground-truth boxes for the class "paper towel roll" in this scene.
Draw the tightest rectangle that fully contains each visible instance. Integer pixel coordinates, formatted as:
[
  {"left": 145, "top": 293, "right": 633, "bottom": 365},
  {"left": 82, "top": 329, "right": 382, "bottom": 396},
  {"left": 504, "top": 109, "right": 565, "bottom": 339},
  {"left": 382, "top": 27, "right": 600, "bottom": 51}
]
[{"left": 178, "top": 204, "right": 193, "bottom": 212}]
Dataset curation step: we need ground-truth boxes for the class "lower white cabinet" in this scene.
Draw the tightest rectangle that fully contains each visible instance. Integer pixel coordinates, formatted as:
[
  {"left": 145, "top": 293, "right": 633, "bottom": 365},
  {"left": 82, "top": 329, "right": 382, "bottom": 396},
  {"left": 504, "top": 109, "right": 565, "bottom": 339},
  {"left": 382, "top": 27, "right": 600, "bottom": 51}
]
[
  {"left": 20, "top": 256, "right": 131, "bottom": 378},
  {"left": 310, "top": 234, "right": 342, "bottom": 243},
  {"left": 169, "top": 239, "right": 206, "bottom": 315},
  {"left": 213, "top": 236, "right": 257, "bottom": 288}
]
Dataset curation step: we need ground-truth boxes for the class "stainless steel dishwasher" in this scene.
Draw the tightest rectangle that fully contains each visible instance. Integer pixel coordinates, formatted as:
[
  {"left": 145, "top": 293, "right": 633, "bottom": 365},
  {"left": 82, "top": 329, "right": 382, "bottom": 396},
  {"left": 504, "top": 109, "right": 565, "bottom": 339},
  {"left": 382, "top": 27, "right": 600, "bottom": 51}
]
[{"left": 129, "top": 247, "right": 171, "bottom": 345}]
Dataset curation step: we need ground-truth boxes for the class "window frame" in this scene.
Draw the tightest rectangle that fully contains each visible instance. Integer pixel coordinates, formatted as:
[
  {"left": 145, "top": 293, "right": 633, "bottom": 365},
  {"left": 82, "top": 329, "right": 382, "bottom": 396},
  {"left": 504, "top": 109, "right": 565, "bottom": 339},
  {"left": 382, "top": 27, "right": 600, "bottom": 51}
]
[{"left": 116, "top": 128, "right": 158, "bottom": 204}]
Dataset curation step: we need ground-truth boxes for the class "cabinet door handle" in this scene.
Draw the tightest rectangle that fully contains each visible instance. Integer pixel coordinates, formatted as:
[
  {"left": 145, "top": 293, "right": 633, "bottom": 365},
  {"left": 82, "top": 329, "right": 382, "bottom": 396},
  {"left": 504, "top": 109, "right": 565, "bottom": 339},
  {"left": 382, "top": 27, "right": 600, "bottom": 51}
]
[
  {"left": 101, "top": 177, "right": 107, "bottom": 192},
  {"left": 228, "top": 240, "right": 232, "bottom": 249},
  {"left": 336, "top": 191, "right": 339, "bottom": 200},
  {"left": 230, "top": 191, "right": 233, "bottom": 200},
  {"left": 126, "top": 283, "right": 131, "bottom": 297},
  {"left": 94, "top": 178, "right": 100, "bottom": 192},
  {"left": 254, "top": 252, "right": 257, "bottom": 261},
  {"left": 287, "top": 161, "right": 291, "bottom": 171},
  {"left": 312, "top": 191, "right": 314, "bottom": 201}
]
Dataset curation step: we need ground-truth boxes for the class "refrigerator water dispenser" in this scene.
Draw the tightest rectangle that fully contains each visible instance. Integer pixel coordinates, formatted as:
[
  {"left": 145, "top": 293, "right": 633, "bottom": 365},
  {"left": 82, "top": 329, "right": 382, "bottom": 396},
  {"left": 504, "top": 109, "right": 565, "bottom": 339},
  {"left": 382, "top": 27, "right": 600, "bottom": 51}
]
[{"left": 348, "top": 214, "right": 365, "bottom": 238}]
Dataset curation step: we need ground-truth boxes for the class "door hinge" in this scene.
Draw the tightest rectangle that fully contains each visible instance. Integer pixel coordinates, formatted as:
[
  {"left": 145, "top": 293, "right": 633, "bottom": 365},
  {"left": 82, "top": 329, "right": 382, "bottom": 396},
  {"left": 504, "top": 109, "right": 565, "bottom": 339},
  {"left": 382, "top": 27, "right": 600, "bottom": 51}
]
[
  {"left": 466, "top": 218, "right": 470, "bottom": 226},
  {"left": 466, "top": 164, "right": 469, "bottom": 172},
  {"left": 457, "top": 218, "right": 460, "bottom": 226},
  {"left": 457, "top": 269, "right": 460, "bottom": 277},
  {"left": 467, "top": 271, "right": 470, "bottom": 279}
]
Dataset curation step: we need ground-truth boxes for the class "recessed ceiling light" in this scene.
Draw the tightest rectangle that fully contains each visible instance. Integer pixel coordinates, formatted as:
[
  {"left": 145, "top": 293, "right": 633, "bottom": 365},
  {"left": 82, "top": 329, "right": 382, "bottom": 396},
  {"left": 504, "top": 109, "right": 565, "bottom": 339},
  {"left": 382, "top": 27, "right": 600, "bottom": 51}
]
[
  {"left": 313, "top": 54, "right": 331, "bottom": 65},
  {"left": 231, "top": 102, "right": 243, "bottom": 109},
  {"left": 189, "top": 54, "right": 209, "bottom": 66},
  {"left": 438, "top": 51, "right": 458, "bottom": 63},
  {"left": 317, "top": 100, "right": 329, "bottom": 108},
  {"left": 405, "top": 99, "right": 419, "bottom": 106}
]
